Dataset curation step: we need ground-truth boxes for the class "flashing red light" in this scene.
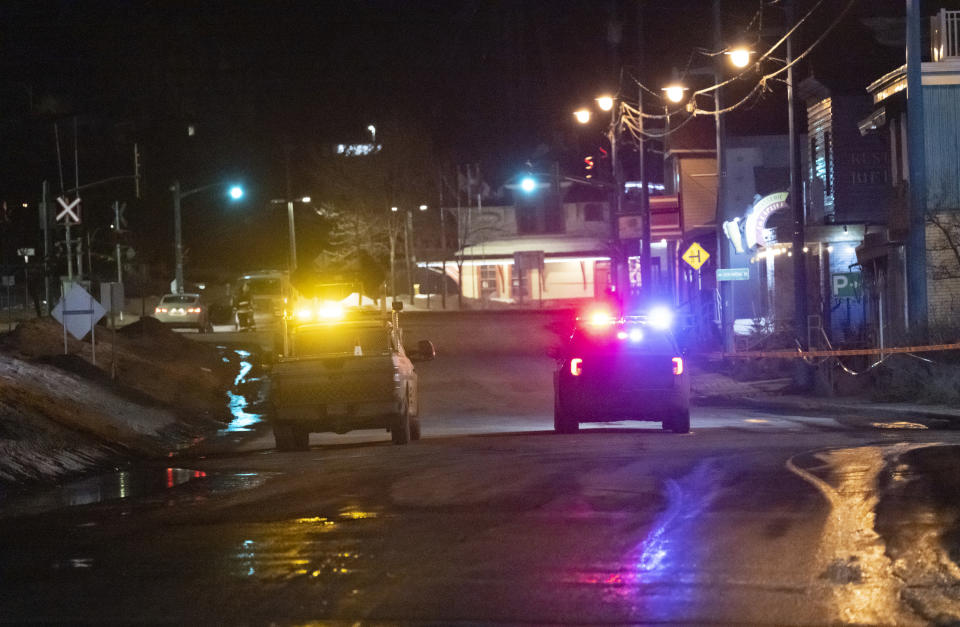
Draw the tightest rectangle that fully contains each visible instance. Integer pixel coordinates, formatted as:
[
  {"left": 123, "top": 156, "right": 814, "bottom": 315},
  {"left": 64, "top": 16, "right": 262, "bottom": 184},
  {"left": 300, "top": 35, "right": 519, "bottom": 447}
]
[
  {"left": 672, "top": 357, "right": 684, "bottom": 376},
  {"left": 570, "top": 358, "right": 583, "bottom": 376}
]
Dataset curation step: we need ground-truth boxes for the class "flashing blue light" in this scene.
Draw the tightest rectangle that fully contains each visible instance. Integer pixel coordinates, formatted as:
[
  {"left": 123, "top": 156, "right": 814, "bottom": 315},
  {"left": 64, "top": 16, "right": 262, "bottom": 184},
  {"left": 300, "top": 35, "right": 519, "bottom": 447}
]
[
  {"left": 229, "top": 186, "right": 244, "bottom": 200},
  {"left": 520, "top": 177, "right": 537, "bottom": 193},
  {"left": 629, "top": 328, "right": 643, "bottom": 342},
  {"left": 647, "top": 305, "right": 674, "bottom": 330}
]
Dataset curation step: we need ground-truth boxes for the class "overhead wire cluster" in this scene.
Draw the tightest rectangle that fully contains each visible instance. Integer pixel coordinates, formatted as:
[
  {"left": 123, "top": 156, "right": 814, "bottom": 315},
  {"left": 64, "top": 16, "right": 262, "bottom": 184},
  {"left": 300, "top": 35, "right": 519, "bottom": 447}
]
[{"left": 613, "top": 0, "right": 859, "bottom": 144}]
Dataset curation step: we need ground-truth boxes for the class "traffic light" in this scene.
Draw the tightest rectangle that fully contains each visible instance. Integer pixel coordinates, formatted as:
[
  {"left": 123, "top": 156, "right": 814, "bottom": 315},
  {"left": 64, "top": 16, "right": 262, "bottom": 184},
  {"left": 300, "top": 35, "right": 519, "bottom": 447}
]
[{"left": 584, "top": 156, "right": 594, "bottom": 179}]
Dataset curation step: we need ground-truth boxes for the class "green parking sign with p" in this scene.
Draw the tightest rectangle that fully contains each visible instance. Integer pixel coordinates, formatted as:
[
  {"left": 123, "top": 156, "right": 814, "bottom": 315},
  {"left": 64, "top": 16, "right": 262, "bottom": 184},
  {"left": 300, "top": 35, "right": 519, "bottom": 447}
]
[{"left": 831, "top": 272, "right": 862, "bottom": 298}]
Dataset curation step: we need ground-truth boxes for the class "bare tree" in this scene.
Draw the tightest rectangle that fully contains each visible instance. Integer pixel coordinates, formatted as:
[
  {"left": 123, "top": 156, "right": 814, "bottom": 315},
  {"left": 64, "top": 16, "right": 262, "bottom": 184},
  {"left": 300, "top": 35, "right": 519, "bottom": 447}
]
[
  {"left": 926, "top": 210, "right": 960, "bottom": 280},
  {"left": 306, "top": 121, "right": 438, "bottom": 296}
]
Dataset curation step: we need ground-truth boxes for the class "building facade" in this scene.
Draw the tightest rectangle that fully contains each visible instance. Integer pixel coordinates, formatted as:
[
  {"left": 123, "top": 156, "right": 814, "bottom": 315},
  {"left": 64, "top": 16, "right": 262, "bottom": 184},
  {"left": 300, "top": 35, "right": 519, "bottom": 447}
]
[{"left": 858, "top": 7, "right": 960, "bottom": 337}]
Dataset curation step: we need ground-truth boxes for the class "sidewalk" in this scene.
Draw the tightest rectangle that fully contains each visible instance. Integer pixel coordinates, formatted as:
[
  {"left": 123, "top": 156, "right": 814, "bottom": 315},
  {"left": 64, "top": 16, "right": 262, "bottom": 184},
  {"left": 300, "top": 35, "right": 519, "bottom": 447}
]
[{"left": 691, "top": 369, "right": 960, "bottom": 425}]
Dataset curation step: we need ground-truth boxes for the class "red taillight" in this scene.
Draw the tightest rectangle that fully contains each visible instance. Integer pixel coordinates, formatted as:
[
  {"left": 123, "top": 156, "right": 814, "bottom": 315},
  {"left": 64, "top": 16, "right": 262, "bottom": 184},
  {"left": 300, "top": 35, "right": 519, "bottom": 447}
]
[
  {"left": 570, "top": 358, "right": 583, "bottom": 376},
  {"left": 154, "top": 307, "right": 161, "bottom": 314},
  {"left": 672, "top": 357, "right": 684, "bottom": 376},
  {"left": 187, "top": 307, "right": 202, "bottom": 313}
]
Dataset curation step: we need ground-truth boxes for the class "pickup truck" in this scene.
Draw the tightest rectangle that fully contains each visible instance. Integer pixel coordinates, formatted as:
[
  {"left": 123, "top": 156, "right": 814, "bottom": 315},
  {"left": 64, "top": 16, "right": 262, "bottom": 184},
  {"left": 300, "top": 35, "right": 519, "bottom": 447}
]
[{"left": 268, "top": 307, "right": 433, "bottom": 451}]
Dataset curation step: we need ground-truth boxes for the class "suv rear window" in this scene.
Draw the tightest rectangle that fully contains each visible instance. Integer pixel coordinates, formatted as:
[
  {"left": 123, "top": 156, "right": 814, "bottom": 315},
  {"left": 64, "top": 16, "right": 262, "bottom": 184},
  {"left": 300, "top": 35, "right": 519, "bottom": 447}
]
[
  {"left": 294, "top": 324, "right": 390, "bottom": 357},
  {"left": 569, "top": 326, "right": 677, "bottom": 355}
]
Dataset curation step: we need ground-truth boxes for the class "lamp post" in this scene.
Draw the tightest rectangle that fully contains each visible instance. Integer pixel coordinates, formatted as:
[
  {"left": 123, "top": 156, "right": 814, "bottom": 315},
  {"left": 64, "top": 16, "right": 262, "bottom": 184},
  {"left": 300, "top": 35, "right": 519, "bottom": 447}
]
[
  {"left": 270, "top": 196, "right": 311, "bottom": 272},
  {"left": 171, "top": 180, "right": 243, "bottom": 294},
  {"left": 389, "top": 204, "right": 428, "bottom": 306}
]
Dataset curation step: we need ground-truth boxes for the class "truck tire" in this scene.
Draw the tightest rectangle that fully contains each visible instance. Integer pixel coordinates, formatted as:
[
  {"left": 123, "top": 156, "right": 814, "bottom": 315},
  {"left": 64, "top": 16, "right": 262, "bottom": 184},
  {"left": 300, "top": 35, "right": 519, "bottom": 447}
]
[
  {"left": 410, "top": 417, "right": 421, "bottom": 441},
  {"left": 291, "top": 426, "right": 310, "bottom": 451},
  {"left": 664, "top": 409, "right": 691, "bottom": 434},
  {"left": 554, "top": 388, "right": 579, "bottom": 434},
  {"left": 391, "top": 394, "right": 411, "bottom": 445},
  {"left": 273, "top": 423, "right": 295, "bottom": 451}
]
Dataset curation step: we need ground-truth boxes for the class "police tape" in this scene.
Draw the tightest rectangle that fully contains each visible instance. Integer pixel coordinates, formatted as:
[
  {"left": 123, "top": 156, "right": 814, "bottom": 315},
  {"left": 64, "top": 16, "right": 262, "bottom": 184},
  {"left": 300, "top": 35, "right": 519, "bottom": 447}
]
[{"left": 712, "top": 343, "right": 960, "bottom": 359}]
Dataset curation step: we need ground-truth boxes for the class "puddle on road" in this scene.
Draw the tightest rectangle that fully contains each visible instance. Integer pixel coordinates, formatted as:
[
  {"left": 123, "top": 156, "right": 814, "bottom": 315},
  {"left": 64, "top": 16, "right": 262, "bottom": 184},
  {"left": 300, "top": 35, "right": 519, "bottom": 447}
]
[
  {"left": 218, "top": 347, "right": 269, "bottom": 434},
  {"left": 870, "top": 421, "right": 928, "bottom": 430},
  {"left": 1, "top": 466, "right": 275, "bottom": 518},
  {"left": 232, "top": 507, "right": 382, "bottom": 581}
]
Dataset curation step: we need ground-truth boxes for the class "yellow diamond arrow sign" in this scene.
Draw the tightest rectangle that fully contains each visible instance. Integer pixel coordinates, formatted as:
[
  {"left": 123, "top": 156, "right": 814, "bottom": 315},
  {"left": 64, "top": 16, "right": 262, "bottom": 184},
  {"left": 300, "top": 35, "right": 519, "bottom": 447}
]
[{"left": 682, "top": 242, "right": 710, "bottom": 270}]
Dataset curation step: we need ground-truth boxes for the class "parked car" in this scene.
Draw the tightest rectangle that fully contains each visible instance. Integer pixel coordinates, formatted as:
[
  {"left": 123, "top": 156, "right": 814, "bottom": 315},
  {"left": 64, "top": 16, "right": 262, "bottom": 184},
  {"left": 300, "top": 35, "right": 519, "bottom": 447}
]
[{"left": 153, "top": 293, "right": 212, "bottom": 332}]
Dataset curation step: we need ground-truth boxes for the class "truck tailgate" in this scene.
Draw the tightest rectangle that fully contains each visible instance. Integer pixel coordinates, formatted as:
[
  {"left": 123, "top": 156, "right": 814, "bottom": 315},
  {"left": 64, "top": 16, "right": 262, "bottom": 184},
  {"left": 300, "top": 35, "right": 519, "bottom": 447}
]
[{"left": 273, "top": 355, "right": 396, "bottom": 406}]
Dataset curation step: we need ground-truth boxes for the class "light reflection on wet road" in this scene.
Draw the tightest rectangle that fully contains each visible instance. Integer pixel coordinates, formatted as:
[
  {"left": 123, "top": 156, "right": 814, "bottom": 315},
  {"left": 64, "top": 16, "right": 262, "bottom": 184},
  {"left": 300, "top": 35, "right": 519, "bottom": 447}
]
[
  {"left": 3, "top": 409, "right": 960, "bottom": 623},
  {"left": 220, "top": 347, "right": 265, "bottom": 434}
]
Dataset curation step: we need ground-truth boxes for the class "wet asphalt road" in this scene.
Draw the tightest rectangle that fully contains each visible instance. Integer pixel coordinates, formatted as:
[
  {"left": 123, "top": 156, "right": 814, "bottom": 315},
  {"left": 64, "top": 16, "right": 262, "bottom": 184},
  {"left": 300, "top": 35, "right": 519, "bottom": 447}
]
[{"left": 3, "top": 401, "right": 960, "bottom": 624}]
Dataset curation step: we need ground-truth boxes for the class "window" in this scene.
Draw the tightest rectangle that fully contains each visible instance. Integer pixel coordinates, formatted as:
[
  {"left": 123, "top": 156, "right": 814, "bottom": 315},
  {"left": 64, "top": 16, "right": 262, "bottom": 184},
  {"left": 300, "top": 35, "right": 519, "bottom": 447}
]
[
  {"left": 294, "top": 325, "right": 389, "bottom": 357},
  {"left": 584, "top": 203, "right": 604, "bottom": 222},
  {"left": 810, "top": 137, "right": 817, "bottom": 180},
  {"left": 824, "top": 131, "right": 833, "bottom": 196},
  {"left": 479, "top": 265, "right": 498, "bottom": 299}
]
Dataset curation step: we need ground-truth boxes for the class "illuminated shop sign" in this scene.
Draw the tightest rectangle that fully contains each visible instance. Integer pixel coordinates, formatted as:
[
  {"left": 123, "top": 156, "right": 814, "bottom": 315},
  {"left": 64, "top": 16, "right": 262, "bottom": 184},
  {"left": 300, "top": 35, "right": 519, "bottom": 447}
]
[{"left": 744, "top": 192, "right": 789, "bottom": 249}]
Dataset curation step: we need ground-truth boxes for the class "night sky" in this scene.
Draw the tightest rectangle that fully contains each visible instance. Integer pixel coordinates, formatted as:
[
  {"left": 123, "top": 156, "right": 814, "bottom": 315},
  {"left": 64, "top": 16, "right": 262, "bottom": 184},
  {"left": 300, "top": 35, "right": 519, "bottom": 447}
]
[{"left": 0, "top": 1, "right": 921, "bottom": 278}]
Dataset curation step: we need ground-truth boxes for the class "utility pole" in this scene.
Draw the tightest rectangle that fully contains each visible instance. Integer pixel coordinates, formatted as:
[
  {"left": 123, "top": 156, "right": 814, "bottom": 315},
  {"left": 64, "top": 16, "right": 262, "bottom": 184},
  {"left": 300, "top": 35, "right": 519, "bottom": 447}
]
[
  {"left": 41, "top": 181, "right": 51, "bottom": 313},
  {"left": 906, "top": 0, "right": 928, "bottom": 335},
  {"left": 714, "top": 0, "right": 733, "bottom": 353},
  {"left": 610, "top": 104, "right": 623, "bottom": 294},
  {"left": 404, "top": 210, "right": 414, "bottom": 306},
  {"left": 638, "top": 3, "right": 651, "bottom": 304},
  {"left": 787, "top": 0, "right": 809, "bottom": 381},
  {"left": 114, "top": 201, "right": 123, "bottom": 284},
  {"left": 439, "top": 167, "right": 448, "bottom": 310},
  {"left": 173, "top": 180, "right": 184, "bottom": 294}
]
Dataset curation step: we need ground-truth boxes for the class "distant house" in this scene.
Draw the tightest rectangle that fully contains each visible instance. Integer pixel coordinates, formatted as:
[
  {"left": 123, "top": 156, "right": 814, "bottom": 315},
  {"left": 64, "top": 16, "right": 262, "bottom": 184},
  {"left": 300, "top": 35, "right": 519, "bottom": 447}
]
[{"left": 421, "top": 177, "right": 682, "bottom": 307}]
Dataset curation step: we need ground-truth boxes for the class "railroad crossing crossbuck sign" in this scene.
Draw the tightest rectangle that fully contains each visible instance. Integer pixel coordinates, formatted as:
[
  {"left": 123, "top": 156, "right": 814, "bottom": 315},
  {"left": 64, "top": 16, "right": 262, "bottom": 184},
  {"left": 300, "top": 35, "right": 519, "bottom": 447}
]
[
  {"left": 56, "top": 196, "right": 82, "bottom": 224},
  {"left": 682, "top": 242, "right": 710, "bottom": 271}
]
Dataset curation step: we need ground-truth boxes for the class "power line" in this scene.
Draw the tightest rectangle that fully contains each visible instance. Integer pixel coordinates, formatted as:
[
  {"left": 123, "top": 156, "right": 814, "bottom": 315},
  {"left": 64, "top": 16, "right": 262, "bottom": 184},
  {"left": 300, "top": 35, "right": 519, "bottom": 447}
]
[{"left": 613, "top": 0, "right": 857, "bottom": 141}]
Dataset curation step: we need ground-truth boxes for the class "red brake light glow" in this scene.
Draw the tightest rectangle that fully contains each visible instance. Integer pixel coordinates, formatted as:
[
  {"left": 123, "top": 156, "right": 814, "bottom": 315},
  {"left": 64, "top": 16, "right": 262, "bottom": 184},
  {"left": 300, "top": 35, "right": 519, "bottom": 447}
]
[
  {"left": 672, "top": 357, "right": 684, "bottom": 375},
  {"left": 570, "top": 358, "right": 583, "bottom": 376}
]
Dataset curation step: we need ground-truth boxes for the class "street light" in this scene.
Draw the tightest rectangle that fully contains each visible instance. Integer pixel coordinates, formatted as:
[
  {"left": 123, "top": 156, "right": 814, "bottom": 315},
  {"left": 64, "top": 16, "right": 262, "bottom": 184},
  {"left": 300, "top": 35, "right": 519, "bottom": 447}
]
[
  {"left": 271, "top": 195, "right": 312, "bottom": 272},
  {"left": 520, "top": 176, "right": 537, "bottom": 193},
  {"left": 574, "top": 94, "right": 631, "bottom": 294},
  {"left": 662, "top": 84, "right": 688, "bottom": 103},
  {"left": 171, "top": 180, "right": 244, "bottom": 294},
  {"left": 388, "top": 204, "right": 429, "bottom": 306},
  {"left": 573, "top": 109, "right": 592, "bottom": 124},
  {"left": 726, "top": 47, "right": 753, "bottom": 69}
]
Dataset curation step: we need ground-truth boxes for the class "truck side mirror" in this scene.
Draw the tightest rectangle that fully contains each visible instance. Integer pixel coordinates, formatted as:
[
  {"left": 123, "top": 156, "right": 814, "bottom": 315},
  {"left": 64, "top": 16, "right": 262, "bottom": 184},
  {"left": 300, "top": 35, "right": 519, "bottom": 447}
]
[
  {"left": 414, "top": 339, "right": 435, "bottom": 361},
  {"left": 392, "top": 301, "right": 404, "bottom": 312}
]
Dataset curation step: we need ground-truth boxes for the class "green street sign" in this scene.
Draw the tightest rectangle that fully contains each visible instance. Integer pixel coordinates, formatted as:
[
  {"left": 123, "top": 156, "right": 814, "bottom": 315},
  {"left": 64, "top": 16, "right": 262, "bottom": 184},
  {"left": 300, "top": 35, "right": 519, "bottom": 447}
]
[
  {"left": 716, "top": 267, "right": 750, "bottom": 281},
  {"left": 831, "top": 272, "right": 862, "bottom": 298}
]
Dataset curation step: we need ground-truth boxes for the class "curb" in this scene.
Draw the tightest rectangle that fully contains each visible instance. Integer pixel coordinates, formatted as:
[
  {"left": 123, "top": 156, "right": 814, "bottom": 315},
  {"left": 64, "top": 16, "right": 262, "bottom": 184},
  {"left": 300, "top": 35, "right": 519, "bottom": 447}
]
[{"left": 693, "top": 393, "right": 960, "bottom": 426}]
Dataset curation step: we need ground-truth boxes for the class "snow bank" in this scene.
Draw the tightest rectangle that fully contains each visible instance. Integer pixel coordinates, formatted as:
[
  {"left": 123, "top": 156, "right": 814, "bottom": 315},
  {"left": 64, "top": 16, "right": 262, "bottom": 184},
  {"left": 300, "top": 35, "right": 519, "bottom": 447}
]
[{"left": 0, "top": 318, "right": 233, "bottom": 489}]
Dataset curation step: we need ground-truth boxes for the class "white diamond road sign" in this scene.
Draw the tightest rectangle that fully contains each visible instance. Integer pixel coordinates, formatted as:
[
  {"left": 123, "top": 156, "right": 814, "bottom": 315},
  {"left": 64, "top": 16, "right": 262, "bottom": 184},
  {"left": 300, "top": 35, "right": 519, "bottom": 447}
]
[{"left": 51, "top": 284, "right": 106, "bottom": 340}]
